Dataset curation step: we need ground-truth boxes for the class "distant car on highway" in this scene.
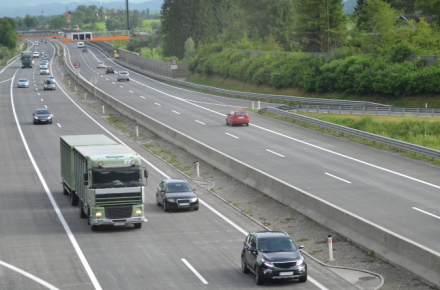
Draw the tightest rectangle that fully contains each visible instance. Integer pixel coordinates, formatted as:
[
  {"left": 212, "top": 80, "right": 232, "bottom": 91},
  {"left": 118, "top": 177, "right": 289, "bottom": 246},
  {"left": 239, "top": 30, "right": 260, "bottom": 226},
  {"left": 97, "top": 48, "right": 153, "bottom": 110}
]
[
  {"left": 44, "top": 79, "right": 56, "bottom": 91},
  {"left": 226, "top": 110, "right": 249, "bottom": 126},
  {"left": 38, "top": 50, "right": 43, "bottom": 56},
  {"left": 40, "top": 67, "right": 50, "bottom": 75},
  {"left": 241, "top": 231, "right": 307, "bottom": 285},
  {"left": 33, "top": 108, "right": 53, "bottom": 124},
  {"left": 41, "top": 61, "right": 48, "bottom": 66},
  {"left": 82, "top": 47, "right": 88, "bottom": 53},
  {"left": 117, "top": 71, "right": 129, "bottom": 81},
  {"left": 17, "top": 79, "right": 29, "bottom": 88},
  {"left": 156, "top": 179, "right": 199, "bottom": 212},
  {"left": 33, "top": 52, "right": 39, "bottom": 58},
  {"left": 35, "top": 41, "right": 39, "bottom": 46},
  {"left": 97, "top": 61, "right": 105, "bottom": 69},
  {"left": 43, "top": 76, "right": 55, "bottom": 84},
  {"left": 105, "top": 66, "right": 115, "bottom": 74}
]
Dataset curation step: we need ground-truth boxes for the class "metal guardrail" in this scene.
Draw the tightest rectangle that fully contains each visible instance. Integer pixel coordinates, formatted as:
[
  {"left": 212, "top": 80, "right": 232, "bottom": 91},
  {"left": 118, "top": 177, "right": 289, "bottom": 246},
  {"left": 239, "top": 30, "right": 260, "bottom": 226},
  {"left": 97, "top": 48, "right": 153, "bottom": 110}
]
[
  {"left": 279, "top": 104, "right": 440, "bottom": 117},
  {"left": 259, "top": 107, "right": 440, "bottom": 160}
]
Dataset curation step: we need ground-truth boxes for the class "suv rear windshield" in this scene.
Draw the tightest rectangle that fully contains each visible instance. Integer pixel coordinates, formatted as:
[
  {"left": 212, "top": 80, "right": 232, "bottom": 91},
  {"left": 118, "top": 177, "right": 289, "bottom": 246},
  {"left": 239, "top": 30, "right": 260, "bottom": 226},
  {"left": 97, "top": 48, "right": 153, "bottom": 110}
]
[{"left": 258, "top": 237, "right": 297, "bottom": 252}]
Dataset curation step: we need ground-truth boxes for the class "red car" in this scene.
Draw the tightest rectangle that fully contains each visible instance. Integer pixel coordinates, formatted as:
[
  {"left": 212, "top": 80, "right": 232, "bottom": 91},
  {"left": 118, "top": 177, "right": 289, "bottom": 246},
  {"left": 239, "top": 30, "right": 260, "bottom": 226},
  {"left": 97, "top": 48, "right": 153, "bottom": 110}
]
[{"left": 226, "top": 110, "right": 249, "bottom": 126}]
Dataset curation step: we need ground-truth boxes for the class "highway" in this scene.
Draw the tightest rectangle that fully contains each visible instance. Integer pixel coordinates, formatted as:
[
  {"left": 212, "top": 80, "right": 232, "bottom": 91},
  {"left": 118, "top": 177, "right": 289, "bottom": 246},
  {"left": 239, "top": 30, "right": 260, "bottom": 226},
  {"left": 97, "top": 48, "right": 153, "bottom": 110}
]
[
  {"left": 64, "top": 42, "right": 440, "bottom": 254},
  {"left": 0, "top": 41, "right": 357, "bottom": 289}
]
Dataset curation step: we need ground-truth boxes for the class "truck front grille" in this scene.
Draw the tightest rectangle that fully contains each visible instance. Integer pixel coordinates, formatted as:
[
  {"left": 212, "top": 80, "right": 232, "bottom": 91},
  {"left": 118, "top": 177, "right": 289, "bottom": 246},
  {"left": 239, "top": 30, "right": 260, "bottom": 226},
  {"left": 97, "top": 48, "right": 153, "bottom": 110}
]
[
  {"left": 95, "top": 192, "right": 141, "bottom": 207},
  {"left": 105, "top": 206, "right": 133, "bottom": 219}
]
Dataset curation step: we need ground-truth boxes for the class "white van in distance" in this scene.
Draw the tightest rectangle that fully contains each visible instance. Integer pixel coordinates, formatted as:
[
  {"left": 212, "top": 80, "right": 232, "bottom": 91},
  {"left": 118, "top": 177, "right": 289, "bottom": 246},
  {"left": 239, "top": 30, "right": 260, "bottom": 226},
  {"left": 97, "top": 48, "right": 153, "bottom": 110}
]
[{"left": 77, "top": 42, "right": 84, "bottom": 48}]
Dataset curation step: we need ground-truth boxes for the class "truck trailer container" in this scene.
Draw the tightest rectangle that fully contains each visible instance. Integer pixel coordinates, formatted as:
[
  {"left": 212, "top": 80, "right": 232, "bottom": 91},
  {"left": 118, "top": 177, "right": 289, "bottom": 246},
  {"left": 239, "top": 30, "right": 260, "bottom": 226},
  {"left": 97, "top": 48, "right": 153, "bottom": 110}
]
[
  {"left": 61, "top": 135, "right": 148, "bottom": 231},
  {"left": 21, "top": 51, "right": 33, "bottom": 68}
]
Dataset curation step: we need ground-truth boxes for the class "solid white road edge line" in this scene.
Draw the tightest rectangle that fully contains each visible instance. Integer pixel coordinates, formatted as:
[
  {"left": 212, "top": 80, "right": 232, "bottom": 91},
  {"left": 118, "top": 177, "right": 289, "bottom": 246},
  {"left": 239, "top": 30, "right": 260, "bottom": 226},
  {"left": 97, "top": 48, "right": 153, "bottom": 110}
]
[
  {"left": 266, "top": 149, "right": 285, "bottom": 158},
  {"left": 195, "top": 120, "right": 205, "bottom": 125},
  {"left": 10, "top": 70, "right": 102, "bottom": 290},
  {"left": 181, "top": 259, "right": 208, "bottom": 284},
  {"left": 412, "top": 207, "right": 440, "bottom": 220},
  {"left": 225, "top": 133, "right": 239, "bottom": 139},
  {"left": 65, "top": 43, "right": 331, "bottom": 290},
  {"left": 0, "top": 261, "right": 59, "bottom": 290},
  {"left": 325, "top": 173, "right": 351, "bottom": 184}
]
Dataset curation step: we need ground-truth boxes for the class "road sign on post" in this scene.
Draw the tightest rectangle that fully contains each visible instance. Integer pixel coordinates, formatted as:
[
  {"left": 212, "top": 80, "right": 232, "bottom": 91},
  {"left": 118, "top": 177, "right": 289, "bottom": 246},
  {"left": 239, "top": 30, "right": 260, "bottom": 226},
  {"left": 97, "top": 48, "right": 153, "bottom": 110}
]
[
  {"left": 171, "top": 59, "right": 177, "bottom": 70},
  {"left": 74, "top": 62, "right": 81, "bottom": 74}
]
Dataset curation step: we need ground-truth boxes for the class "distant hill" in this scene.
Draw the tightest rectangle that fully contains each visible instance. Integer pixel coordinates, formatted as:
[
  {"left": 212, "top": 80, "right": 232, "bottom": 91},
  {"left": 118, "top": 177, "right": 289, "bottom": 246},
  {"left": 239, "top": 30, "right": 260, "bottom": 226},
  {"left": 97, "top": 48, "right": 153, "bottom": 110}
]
[{"left": 0, "top": 0, "right": 163, "bottom": 18}]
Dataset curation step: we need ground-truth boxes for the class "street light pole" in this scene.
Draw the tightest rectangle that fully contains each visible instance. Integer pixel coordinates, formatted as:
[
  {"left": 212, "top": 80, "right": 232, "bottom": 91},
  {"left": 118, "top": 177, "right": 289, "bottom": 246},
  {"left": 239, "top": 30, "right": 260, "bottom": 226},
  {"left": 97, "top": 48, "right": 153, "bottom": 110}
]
[{"left": 126, "top": 0, "right": 130, "bottom": 31}]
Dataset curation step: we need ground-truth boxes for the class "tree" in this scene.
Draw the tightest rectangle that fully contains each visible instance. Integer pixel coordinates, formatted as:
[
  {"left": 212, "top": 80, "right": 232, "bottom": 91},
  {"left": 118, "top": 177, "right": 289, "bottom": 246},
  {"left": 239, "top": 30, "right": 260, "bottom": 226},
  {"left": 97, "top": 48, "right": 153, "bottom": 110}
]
[
  {"left": 416, "top": 0, "right": 440, "bottom": 26},
  {"left": 183, "top": 37, "right": 195, "bottom": 62},
  {"left": 127, "top": 38, "right": 141, "bottom": 53},
  {"left": 357, "top": 0, "right": 400, "bottom": 53},
  {"left": 147, "top": 34, "right": 155, "bottom": 53},
  {"left": 23, "top": 15, "right": 40, "bottom": 28},
  {"left": 294, "top": 0, "right": 346, "bottom": 52},
  {"left": 131, "top": 10, "right": 143, "bottom": 29},
  {"left": 0, "top": 18, "right": 17, "bottom": 49},
  {"left": 71, "top": 10, "right": 86, "bottom": 27},
  {"left": 47, "top": 16, "right": 68, "bottom": 29},
  {"left": 106, "top": 18, "right": 123, "bottom": 31},
  {"left": 383, "top": 0, "right": 416, "bottom": 13}
]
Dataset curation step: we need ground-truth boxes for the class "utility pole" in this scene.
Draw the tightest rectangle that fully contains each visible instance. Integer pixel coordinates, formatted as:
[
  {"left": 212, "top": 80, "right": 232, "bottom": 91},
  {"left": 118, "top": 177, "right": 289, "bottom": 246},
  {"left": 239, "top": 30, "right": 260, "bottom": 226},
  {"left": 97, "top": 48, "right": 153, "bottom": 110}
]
[{"left": 126, "top": 0, "right": 130, "bottom": 31}]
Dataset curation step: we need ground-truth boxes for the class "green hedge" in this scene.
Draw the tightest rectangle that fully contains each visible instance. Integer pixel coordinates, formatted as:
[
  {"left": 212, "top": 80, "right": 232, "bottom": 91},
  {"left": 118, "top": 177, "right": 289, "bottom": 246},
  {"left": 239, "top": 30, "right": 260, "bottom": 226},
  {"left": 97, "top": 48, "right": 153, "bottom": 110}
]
[{"left": 189, "top": 46, "right": 440, "bottom": 96}]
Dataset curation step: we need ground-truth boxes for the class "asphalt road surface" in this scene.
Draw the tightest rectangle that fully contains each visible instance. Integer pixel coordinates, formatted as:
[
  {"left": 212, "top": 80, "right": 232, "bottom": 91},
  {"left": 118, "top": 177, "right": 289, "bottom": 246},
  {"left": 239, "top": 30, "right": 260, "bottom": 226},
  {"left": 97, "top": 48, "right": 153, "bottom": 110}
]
[
  {"left": 64, "top": 42, "right": 440, "bottom": 254},
  {"left": 0, "top": 41, "right": 358, "bottom": 289}
]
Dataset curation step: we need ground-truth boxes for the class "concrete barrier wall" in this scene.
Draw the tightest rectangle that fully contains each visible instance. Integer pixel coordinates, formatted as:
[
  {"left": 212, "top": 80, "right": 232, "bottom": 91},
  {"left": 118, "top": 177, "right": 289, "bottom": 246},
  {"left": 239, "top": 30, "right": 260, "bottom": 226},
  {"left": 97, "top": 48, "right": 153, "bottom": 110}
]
[
  {"left": 61, "top": 44, "right": 440, "bottom": 288},
  {"left": 118, "top": 48, "right": 190, "bottom": 79}
]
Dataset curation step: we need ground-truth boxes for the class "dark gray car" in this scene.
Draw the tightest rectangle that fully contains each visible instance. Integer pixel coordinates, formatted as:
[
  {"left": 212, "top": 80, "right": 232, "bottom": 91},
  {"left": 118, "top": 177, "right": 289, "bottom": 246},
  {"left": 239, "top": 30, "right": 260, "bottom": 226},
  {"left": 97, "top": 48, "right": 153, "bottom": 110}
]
[
  {"left": 242, "top": 231, "right": 307, "bottom": 285},
  {"left": 156, "top": 179, "right": 199, "bottom": 212},
  {"left": 33, "top": 109, "right": 53, "bottom": 124}
]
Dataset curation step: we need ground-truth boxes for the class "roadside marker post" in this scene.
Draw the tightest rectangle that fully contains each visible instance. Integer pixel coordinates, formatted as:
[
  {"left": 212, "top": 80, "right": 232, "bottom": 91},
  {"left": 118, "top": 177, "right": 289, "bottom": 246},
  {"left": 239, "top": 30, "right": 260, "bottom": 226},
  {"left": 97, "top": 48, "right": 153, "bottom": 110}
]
[
  {"left": 136, "top": 126, "right": 139, "bottom": 138},
  {"left": 328, "top": 235, "right": 334, "bottom": 261},
  {"left": 196, "top": 161, "right": 200, "bottom": 178}
]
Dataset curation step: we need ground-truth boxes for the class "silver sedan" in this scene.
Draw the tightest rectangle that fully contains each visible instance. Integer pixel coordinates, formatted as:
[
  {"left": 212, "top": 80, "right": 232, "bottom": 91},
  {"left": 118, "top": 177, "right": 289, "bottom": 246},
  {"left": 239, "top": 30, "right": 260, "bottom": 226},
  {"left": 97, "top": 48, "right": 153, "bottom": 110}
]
[{"left": 17, "top": 79, "right": 29, "bottom": 88}]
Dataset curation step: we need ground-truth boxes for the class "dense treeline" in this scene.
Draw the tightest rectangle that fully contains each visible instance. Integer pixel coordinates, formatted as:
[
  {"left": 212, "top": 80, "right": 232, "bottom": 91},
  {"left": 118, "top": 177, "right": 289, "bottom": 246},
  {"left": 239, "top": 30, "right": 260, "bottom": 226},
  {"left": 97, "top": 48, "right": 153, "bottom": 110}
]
[
  {"left": 158, "top": 0, "right": 440, "bottom": 96},
  {"left": 190, "top": 47, "right": 440, "bottom": 96}
]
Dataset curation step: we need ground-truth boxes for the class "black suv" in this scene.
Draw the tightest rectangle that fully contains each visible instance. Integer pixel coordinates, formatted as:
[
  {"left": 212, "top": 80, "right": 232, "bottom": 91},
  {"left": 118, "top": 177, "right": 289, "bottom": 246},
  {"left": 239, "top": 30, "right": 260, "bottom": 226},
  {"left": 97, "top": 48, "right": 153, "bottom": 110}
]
[
  {"left": 156, "top": 179, "right": 199, "bottom": 212},
  {"left": 241, "top": 231, "right": 307, "bottom": 284}
]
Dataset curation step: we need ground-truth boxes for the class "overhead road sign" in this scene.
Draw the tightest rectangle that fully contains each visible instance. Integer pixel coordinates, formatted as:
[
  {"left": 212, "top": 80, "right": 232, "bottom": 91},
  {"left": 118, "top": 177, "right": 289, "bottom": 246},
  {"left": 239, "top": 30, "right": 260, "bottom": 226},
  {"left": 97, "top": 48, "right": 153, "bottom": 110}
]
[{"left": 61, "top": 30, "right": 131, "bottom": 43}]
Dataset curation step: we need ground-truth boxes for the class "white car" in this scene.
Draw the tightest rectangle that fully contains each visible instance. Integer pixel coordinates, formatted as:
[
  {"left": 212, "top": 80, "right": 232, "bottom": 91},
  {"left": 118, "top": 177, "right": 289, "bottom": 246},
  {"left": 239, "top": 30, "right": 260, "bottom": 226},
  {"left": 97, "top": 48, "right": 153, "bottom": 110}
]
[
  {"left": 117, "top": 71, "right": 130, "bottom": 81},
  {"left": 97, "top": 61, "right": 105, "bottom": 69},
  {"left": 40, "top": 67, "right": 50, "bottom": 75},
  {"left": 33, "top": 52, "right": 39, "bottom": 58}
]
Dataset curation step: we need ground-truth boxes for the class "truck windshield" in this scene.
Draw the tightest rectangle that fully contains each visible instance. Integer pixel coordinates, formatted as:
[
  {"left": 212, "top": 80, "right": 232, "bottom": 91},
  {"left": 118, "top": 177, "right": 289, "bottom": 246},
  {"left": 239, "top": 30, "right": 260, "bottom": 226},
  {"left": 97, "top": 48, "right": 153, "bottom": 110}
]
[{"left": 92, "top": 167, "right": 142, "bottom": 188}]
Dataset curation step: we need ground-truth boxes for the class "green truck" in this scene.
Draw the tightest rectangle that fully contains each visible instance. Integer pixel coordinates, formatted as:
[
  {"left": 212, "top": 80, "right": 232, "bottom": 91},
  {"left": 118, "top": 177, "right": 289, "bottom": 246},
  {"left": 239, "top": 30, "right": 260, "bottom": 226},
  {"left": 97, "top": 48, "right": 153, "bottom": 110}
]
[
  {"left": 60, "top": 135, "right": 148, "bottom": 231},
  {"left": 21, "top": 51, "right": 33, "bottom": 68}
]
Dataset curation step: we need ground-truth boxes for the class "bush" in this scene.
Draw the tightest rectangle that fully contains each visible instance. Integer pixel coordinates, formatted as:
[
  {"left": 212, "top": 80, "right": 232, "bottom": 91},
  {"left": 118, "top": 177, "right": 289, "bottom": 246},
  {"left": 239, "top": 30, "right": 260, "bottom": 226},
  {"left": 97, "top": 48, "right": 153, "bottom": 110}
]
[{"left": 188, "top": 44, "right": 440, "bottom": 96}]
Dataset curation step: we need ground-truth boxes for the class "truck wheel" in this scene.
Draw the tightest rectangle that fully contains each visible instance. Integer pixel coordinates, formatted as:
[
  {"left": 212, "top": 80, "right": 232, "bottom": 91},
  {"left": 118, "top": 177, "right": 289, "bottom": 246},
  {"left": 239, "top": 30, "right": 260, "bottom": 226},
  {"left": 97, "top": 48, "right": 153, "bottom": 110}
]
[
  {"left": 134, "top": 223, "right": 142, "bottom": 229},
  {"left": 79, "top": 202, "right": 87, "bottom": 218},
  {"left": 91, "top": 225, "right": 97, "bottom": 231},
  {"left": 70, "top": 191, "right": 79, "bottom": 206}
]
